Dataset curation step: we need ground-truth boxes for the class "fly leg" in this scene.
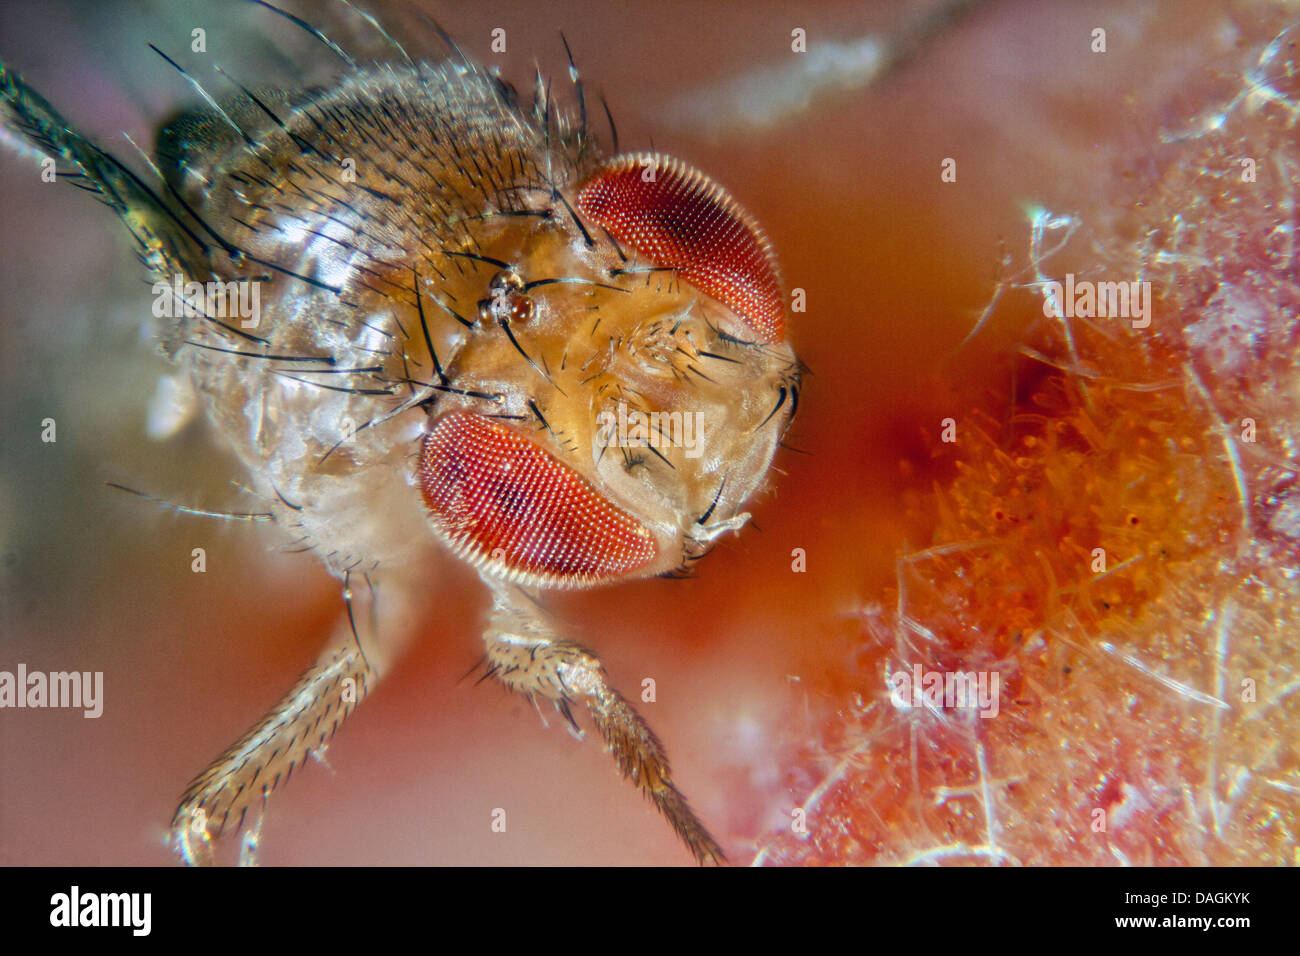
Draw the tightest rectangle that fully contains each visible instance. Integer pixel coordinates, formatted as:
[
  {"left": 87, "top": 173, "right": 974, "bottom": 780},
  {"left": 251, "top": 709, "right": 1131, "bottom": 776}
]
[
  {"left": 171, "top": 572, "right": 419, "bottom": 865},
  {"left": 482, "top": 587, "right": 726, "bottom": 865},
  {"left": 171, "top": 629, "right": 370, "bottom": 866}
]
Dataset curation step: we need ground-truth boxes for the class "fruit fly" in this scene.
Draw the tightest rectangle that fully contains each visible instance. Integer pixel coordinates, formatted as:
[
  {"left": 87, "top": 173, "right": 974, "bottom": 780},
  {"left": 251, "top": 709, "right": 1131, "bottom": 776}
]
[{"left": 0, "top": 0, "right": 800, "bottom": 864}]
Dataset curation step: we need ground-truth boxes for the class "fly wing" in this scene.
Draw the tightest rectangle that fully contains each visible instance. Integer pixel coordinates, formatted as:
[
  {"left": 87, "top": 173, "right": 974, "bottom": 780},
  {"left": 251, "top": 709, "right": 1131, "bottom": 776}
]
[{"left": 0, "top": 58, "right": 208, "bottom": 282}]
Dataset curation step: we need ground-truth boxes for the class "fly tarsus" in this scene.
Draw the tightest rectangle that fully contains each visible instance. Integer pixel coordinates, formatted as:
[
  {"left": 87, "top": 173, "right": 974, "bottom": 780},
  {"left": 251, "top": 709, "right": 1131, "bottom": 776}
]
[
  {"left": 170, "top": 642, "right": 371, "bottom": 866},
  {"left": 484, "top": 588, "right": 726, "bottom": 865}
]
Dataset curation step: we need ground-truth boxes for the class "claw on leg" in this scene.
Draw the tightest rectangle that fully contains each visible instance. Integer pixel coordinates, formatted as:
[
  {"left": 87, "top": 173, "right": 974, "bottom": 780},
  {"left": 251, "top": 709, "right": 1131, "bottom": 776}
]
[
  {"left": 173, "top": 804, "right": 214, "bottom": 868},
  {"left": 239, "top": 805, "right": 266, "bottom": 867},
  {"left": 485, "top": 588, "right": 727, "bottom": 864}
]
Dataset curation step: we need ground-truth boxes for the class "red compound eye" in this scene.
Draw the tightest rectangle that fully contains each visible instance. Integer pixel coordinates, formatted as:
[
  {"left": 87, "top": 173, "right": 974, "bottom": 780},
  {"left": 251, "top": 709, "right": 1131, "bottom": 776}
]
[
  {"left": 577, "top": 152, "right": 786, "bottom": 344},
  {"left": 419, "top": 412, "right": 657, "bottom": 587}
]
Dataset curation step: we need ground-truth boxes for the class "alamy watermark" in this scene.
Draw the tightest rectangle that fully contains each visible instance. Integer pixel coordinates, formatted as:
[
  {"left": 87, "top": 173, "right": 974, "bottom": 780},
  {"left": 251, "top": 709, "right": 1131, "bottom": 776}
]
[
  {"left": 1042, "top": 273, "right": 1152, "bottom": 329},
  {"left": 151, "top": 274, "right": 261, "bottom": 328},
  {"left": 595, "top": 402, "right": 707, "bottom": 460},
  {"left": 50, "top": 886, "right": 150, "bottom": 935},
  {"left": 888, "top": 663, "right": 1000, "bottom": 718},
  {"left": 0, "top": 664, "right": 103, "bottom": 718}
]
